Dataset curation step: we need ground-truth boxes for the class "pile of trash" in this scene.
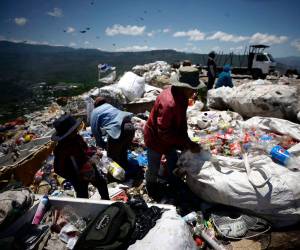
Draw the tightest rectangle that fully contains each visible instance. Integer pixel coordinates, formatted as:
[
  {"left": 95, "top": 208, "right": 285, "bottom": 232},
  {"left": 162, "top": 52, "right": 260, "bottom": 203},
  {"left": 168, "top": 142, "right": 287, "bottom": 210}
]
[
  {"left": 0, "top": 103, "right": 63, "bottom": 165},
  {"left": 132, "top": 61, "right": 172, "bottom": 86}
]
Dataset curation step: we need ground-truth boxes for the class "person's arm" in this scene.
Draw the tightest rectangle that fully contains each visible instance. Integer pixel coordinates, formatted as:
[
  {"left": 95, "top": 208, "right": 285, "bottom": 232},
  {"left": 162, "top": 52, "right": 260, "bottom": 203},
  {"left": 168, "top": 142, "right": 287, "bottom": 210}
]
[
  {"left": 209, "top": 65, "right": 215, "bottom": 77},
  {"left": 228, "top": 75, "right": 233, "bottom": 88}
]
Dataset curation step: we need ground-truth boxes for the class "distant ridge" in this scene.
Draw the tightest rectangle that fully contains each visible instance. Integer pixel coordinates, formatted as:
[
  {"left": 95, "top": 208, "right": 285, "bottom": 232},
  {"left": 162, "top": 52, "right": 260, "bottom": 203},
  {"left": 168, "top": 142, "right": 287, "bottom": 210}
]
[
  {"left": 1, "top": 41, "right": 299, "bottom": 84},
  {"left": 0, "top": 41, "right": 299, "bottom": 122}
]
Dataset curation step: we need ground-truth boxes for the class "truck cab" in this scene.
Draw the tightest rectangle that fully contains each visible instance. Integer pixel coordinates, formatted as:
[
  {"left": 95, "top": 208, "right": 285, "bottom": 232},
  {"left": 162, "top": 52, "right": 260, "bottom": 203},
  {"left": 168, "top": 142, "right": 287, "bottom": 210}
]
[{"left": 248, "top": 45, "right": 277, "bottom": 79}]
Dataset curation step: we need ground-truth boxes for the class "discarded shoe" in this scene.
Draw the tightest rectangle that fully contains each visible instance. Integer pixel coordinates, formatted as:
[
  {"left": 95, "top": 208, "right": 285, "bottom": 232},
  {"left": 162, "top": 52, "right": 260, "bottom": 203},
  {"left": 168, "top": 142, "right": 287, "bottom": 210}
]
[{"left": 211, "top": 211, "right": 271, "bottom": 239}]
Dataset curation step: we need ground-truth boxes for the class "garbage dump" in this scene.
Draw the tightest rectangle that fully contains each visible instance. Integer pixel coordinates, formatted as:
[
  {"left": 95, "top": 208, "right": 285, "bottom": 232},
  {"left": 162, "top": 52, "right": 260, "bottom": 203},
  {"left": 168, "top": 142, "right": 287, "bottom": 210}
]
[
  {"left": 1, "top": 61, "right": 300, "bottom": 249},
  {"left": 132, "top": 61, "right": 172, "bottom": 88},
  {"left": 207, "top": 79, "right": 300, "bottom": 121},
  {"left": 85, "top": 72, "right": 162, "bottom": 116}
]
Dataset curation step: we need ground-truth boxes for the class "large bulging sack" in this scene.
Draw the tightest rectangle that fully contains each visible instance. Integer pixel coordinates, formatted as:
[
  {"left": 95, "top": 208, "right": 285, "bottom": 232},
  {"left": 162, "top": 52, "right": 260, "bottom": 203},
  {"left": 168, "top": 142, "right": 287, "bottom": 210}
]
[
  {"left": 179, "top": 117, "right": 300, "bottom": 228},
  {"left": 181, "top": 153, "right": 300, "bottom": 228},
  {"left": 208, "top": 83, "right": 299, "bottom": 120},
  {"left": 118, "top": 72, "right": 145, "bottom": 102}
]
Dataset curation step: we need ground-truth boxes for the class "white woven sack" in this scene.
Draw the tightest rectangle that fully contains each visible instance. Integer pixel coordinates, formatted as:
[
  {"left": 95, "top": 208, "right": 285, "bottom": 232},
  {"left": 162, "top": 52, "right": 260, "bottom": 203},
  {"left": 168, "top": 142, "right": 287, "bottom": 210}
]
[
  {"left": 182, "top": 116, "right": 300, "bottom": 227},
  {"left": 118, "top": 72, "right": 145, "bottom": 102}
]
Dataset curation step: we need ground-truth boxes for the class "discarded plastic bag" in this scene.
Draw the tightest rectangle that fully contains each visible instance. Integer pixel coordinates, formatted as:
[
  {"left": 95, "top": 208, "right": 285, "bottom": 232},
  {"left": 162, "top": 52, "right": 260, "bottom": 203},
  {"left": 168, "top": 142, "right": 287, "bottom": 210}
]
[
  {"left": 118, "top": 72, "right": 145, "bottom": 102},
  {"left": 128, "top": 209, "right": 197, "bottom": 250}
]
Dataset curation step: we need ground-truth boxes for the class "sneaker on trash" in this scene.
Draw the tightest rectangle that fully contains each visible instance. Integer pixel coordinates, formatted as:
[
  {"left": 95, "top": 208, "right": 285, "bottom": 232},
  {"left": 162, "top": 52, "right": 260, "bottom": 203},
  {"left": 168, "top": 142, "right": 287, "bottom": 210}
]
[
  {"left": 212, "top": 214, "right": 247, "bottom": 238},
  {"left": 211, "top": 212, "right": 270, "bottom": 239}
]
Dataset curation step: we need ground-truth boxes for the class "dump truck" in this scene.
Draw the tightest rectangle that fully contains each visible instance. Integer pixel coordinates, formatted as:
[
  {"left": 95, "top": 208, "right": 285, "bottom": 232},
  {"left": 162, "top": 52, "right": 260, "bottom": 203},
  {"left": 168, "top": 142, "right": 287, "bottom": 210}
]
[{"left": 231, "top": 44, "right": 277, "bottom": 79}]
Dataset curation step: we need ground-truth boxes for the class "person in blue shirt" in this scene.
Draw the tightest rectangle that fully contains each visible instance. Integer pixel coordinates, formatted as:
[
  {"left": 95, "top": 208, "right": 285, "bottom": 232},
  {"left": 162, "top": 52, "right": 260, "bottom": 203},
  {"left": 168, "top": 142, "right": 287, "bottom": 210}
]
[
  {"left": 91, "top": 97, "right": 135, "bottom": 169},
  {"left": 215, "top": 64, "right": 233, "bottom": 89}
]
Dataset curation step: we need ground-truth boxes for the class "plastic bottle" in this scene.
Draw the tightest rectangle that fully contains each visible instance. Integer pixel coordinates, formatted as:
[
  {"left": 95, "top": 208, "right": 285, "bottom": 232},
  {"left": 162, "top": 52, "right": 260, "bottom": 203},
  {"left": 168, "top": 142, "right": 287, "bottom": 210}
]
[
  {"left": 100, "top": 155, "right": 125, "bottom": 181},
  {"left": 252, "top": 139, "right": 300, "bottom": 170},
  {"left": 32, "top": 195, "right": 49, "bottom": 225},
  {"left": 183, "top": 211, "right": 197, "bottom": 223},
  {"left": 108, "top": 161, "right": 125, "bottom": 181}
]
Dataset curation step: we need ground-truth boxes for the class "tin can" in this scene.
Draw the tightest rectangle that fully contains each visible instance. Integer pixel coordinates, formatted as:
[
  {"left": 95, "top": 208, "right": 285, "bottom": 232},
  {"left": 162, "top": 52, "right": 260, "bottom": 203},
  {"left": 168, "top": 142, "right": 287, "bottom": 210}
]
[{"left": 270, "top": 145, "right": 290, "bottom": 166}]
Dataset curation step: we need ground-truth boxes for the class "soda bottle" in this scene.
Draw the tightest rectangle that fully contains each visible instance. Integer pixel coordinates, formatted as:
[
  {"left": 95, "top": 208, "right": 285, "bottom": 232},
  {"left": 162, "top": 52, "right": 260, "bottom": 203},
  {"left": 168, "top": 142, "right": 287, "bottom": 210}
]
[{"left": 251, "top": 139, "right": 300, "bottom": 170}]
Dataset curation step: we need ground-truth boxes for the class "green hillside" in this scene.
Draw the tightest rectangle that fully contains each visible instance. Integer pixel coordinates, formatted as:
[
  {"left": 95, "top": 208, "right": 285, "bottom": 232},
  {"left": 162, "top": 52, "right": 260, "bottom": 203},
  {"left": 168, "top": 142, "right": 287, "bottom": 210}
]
[{"left": 0, "top": 41, "right": 299, "bottom": 123}]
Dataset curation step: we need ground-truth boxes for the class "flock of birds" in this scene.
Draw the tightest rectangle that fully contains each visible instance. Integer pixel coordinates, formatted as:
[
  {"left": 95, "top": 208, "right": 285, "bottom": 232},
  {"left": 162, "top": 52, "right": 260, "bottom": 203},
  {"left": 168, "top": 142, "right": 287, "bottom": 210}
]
[{"left": 12, "top": 1, "right": 163, "bottom": 48}]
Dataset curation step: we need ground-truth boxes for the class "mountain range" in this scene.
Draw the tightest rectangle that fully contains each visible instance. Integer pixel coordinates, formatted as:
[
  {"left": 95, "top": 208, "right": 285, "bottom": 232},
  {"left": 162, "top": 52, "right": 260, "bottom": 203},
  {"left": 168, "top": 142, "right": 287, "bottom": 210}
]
[{"left": 0, "top": 41, "right": 299, "bottom": 122}]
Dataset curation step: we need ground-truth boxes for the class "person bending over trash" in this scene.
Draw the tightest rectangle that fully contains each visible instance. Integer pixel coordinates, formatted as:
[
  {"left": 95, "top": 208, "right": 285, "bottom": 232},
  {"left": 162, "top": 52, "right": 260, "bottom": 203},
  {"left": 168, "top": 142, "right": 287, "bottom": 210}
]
[
  {"left": 52, "top": 114, "right": 109, "bottom": 199},
  {"left": 91, "top": 97, "right": 135, "bottom": 170},
  {"left": 215, "top": 64, "right": 233, "bottom": 89},
  {"left": 144, "top": 66, "right": 202, "bottom": 200}
]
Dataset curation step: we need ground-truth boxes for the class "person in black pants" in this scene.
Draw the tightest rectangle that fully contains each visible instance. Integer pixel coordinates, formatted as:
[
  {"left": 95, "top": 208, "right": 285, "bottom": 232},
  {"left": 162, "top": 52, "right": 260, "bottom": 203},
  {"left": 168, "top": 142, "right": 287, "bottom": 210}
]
[
  {"left": 52, "top": 114, "right": 109, "bottom": 199},
  {"left": 207, "top": 51, "right": 217, "bottom": 90}
]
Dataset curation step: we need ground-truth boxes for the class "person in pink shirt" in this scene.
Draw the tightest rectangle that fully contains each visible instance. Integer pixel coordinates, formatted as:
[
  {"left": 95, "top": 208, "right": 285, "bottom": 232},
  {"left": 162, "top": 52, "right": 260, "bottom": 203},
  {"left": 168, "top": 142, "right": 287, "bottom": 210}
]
[{"left": 144, "top": 66, "right": 203, "bottom": 200}]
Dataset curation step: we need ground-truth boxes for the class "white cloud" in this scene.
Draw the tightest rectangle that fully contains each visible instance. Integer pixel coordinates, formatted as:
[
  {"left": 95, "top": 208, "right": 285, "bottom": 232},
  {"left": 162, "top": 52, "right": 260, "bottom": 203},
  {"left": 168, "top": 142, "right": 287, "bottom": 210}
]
[
  {"left": 47, "top": 8, "right": 63, "bottom": 17},
  {"left": 0, "top": 35, "right": 6, "bottom": 40},
  {"left": 84, "top": 41, "right": 90, "bottom": 45},
  {"left": 190, "top": 46, "right": 201, "bottom": 52},
  {"left": 115, "top": 45, "right": 156, "bottom": 52},
  {"left": 25, "top": 40, "right": 50, "bottom": 45},
  {"left": 146, "top": 28, "right": 170, "bottom": 37},
  {"left": 291, "top": 39, "right": 300, "bottom": 51},
  {"left": 173, "top": 29, "right": 205, "bottom": 41},
  {"left": 175, "top": 46, "right": 201, "bottom": 53},
  {"left": 206, "top": 31, "right": 288, "bottom": 45},
  {"left": 66, "top": 27, "right": 75, "bottom": 33},
  {"left": 1, "top": 38, "right": 51, "bottom": 45},
  {"left": 0, "top": 36, "right": 55, "bottom": 46},
  {"left": 14, "top": 17, "right": 27, "bottom": 26},
  {"left": 211, "top": 46, "right": 221, "bottom": 52},
  {"left": 69, "top": 42, "right": 77, "bottom": 47},
  {"left": 229, "top": 46, "right": 244, "bottom": 53},
  {"left": 52, "top": 44, "right": 64, "bottom": 47},
  {"left": 207, "top": 31, "right": 248, "bottom": 43},
  {"left": 105, "top": 24, "right": 145, "bottom": 36},
  {"left": 250, "top": 32, "right": 288, "bottom": 45}
]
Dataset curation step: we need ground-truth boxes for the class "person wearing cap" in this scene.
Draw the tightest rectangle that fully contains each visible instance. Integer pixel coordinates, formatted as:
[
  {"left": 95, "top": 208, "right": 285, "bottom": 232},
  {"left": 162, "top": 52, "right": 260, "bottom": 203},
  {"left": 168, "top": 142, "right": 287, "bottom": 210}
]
[
  {"left": 52, "top": 114, "right": 109, "bottom": 199},
  {"left": 90, "top": 97, "right": 135, "bottom": 169},
  {"left": 144, "top": 66, "right": 202, "bottom": 199},
  {"left": 182, "top": 60, "right": 192, "bottom": 67},
  {"left": 207, "top": 51, "right": 217, "bottom": 90},
  {"left": 215, "top": 64, "right": 233, "bottom": 89}
]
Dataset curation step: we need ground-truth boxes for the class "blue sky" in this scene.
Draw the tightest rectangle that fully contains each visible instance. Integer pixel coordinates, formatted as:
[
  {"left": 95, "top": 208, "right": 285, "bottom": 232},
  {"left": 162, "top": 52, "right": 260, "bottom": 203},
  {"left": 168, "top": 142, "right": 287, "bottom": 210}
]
[{"left": 0, "top": 0, "right": 299, "bottom": 57}]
